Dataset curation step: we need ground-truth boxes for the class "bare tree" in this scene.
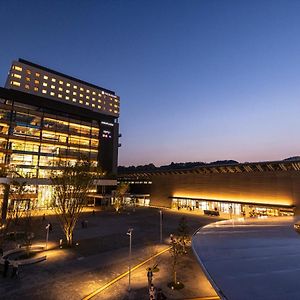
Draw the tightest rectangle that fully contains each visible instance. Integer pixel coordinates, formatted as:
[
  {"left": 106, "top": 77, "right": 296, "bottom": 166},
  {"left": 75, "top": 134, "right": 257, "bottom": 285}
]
[
  {"left": 113, "top": 182, "right": 129, "bottom": 212},
  {"left": 51, "top": 160, "right": 103, "bottom": 247}
]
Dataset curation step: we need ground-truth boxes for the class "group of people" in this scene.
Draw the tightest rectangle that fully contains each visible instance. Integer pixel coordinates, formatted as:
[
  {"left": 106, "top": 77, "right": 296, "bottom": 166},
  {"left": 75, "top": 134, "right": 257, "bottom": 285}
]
[{"left": 147, "top": 268, "right": 167, "bottom": 300}]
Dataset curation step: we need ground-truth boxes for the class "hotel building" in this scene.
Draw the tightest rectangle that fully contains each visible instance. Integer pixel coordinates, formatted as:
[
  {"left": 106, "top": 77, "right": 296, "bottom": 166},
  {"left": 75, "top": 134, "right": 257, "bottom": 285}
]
[{"left": 0, "top": 59, "right": 120, "bottom": 214}]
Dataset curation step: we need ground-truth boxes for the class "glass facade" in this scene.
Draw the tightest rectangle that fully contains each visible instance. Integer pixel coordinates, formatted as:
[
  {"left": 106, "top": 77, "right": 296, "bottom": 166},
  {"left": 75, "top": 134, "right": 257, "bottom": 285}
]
[{"left": 0, "top": 99, "right": 100, "bottom": 179}]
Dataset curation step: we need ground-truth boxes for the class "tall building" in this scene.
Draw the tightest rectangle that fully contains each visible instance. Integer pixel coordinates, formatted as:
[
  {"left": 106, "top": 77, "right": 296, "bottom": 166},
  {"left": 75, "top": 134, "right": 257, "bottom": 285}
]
[{"left": 0, "top": 59, "right": 120, "bottom": 213}]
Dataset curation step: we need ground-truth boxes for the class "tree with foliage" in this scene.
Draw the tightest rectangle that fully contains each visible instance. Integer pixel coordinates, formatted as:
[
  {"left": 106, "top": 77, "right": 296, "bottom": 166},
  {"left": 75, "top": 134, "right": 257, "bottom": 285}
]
[
  {"left": 177, "top": 217, "right": 190, "bottom": 253},
  {"left": 168, "top": 218, "right": 191, "bottom": 289},
  {"left": 113, "top": 182, "right": 129, "bottom": 212},
  {"left": 51, "top": 160, "right": 103, "bottom": 247}
]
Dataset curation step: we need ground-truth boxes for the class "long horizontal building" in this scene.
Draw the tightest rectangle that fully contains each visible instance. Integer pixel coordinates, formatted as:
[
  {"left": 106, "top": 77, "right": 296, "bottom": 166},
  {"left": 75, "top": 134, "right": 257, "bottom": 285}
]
[
  {"left": 119, "top": 159, "right": 300, "bottom": 217},
  {"left": 0, "top": 58, "right": 120, "bottom": 216}
]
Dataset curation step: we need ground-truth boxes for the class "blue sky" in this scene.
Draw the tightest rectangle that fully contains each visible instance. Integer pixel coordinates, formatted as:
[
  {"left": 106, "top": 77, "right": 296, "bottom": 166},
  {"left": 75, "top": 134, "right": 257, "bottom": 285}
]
[{"left": 1, "top": 0, "right": 299, "bottom": 166}]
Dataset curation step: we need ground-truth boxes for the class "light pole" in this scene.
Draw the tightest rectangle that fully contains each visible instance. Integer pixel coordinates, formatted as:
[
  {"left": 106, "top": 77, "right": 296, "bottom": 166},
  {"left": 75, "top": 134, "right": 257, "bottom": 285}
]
[
  {"left": 159, "top": 210, "right": 163, "bottom": 243},
  {"left": 127, "top": 228, "right": 133, "bottom": 292},
  {"left": 45, "top": 223, "right": 50, "bottom": 250}
]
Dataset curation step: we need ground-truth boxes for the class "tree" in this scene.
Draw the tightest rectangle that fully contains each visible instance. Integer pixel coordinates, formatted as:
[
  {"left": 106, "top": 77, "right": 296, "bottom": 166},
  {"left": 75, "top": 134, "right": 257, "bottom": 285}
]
[
  {"left": 168, "top": 218, "right": 191, "bottom": 289},
  {"left": 177, "top": 217, "right": 190, "bottom": 253},
  {"left": 51, "top": 160, "right": 103, "bottom": 247},
  {"left": 113, "top": 182, "right": 129, "bottom": 212}
]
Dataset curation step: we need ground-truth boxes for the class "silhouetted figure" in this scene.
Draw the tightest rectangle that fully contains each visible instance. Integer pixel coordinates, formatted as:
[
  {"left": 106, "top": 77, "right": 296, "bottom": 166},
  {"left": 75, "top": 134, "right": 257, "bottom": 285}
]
[
  {"left": 42, "top": 213, "right": 46, "bottom": 221},
  {"left": 157, "top": 288, "right": 167, "bottom": 300},
  {"left": 147, "top": 268, "right": 153, "bottom": 287},
  {"left": 11, "top": 263, "right": 19, "bottom": 278},
  {"left": 3, "top": 258, "right": 9, "bottom": 277}
]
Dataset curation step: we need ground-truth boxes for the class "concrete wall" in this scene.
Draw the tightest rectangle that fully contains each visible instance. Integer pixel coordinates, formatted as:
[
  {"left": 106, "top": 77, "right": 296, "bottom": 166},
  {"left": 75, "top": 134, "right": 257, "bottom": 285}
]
[{"left": 149, "top": 170, "right": 300, "bottom": 209}]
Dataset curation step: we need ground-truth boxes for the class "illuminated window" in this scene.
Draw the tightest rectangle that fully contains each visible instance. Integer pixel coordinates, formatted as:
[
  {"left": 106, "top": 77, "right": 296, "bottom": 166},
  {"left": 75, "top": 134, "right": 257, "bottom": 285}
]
[
  {"left": 80, "top": 94, "right": 83, "bottom": 97},
  {"left": 51, "top": 85, "right": 55, "bottom": 89},
  {"left": 72, "top": 98, "right": 76, "bottom": 102},
  {"left": 42, "top": 89, "right": 47, "bottom": 94},
  {"left": 98, "top": 93, "right": 102, "bottom": 97},
  {"left": 92, "top": 104, "right": 95, "bottom": 107},
  {"left": 50, "top": 92, "right": 55, "bottom": 96},
  {"left": 85, "top": 102, "right": 89, "bottom": 105},
  {"left": 86, "top": 89, "right": 90, "bottom": 93},
  {"left": 43, "top": 75, "right": 48, "bottom": 80},
  {"left": 12, "top": 73, "right": 21, "bottom": 79},
  {"left": 73, "top": 85, "right": 77, "bottom": 89},
  {"left": 51, "top": 78, "right": 56, "bottom": 82},
  {"left": 25, "top": 84, "right": 30, "bottom": 89},
  {"left": 59, "top": 80, "right": 63, "bottom": 84},
  {"left": 26, "top": 69, "right": 31, "bottom": 75},
  {"left": 73, "top": 91, "right": 77, "bottom": 95},
  {"left": 79, "top": 100, "right": 83, "bottom": 104},
  {"left": 109, "top": 109, "right": 112, "bottom": 112},
  {"left": 13, "top": 65, "right": 22, "bottom": 71},
  {"left": 58, "top": 87, "right": 63, "bottom": 91},
  {"left": 36, "top": 72, "right": 40, "bottom": 77},
  {"left": 114, "top": 110, "right": 118, "bottom": 113},
  {"left": 66, "top": 90, "right": 70, "bottom": 93},
  {"left": 11, "top": 81, "right": 20, "bottom": 86},
  {"left": 80, "top": 87, "right": 84, "bottom": 91},
  {"left": 26, "top": 77, "right": 30, "bottom": 82},
  {"left": 92, "top": 97, "right": 95, "bottom": 101},
  {"left": 58, "top": 94, "right": 62, "bottom": 98},
  {"left": 34, "top": 80, "right": 39, "bottom": 84},
  {"left": 65, "top": 96, "right": 69, "bottom": 100},
  {"left": 92, "top": 91, "right": 96, "bottom": 95},
  {"left": 114, "top": 99, "right": 118, "bottom": 102},
  {"left": 66, "top": 83, "right": 70, "bottom": 87},
  {"left": 109, "top": 103, "right": 112, "bottom": 106},
  {"left": 43, "top": 82, "right": 48, "bottom": 87},
  {"left": 97, "top": 105, "right": 101, "bottom": 109},
  {"left": 34, "top": 87, "right": 38, "bottom": 92},
  {"left": 98, "top": 100, "right": 102, "bottom": 103},
  {"left": 114, "top": 104, "right": 118, "bottom": 108},
  {"left": 86, "top": 96, "right": 90, "bottom": 99}
]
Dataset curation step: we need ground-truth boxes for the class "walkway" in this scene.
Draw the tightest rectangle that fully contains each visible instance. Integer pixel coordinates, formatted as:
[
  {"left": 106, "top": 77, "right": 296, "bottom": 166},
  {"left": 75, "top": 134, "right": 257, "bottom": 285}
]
[{"left": 192, "top": 216, "right": 300, "bottom": 300}]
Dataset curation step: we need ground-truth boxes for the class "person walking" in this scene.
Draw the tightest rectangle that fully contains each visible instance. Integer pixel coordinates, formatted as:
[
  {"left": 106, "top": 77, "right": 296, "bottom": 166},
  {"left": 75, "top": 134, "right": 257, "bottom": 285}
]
[
  {"left": 149, "top": 284, "right": 157, "bottom": 300},
  {"left": 147, "top": 267, "right": 153, "bottom": 287},
  {"left": 11, "top": 263, "right": 19, "bottom": 278},
  {"left": 3, "top": 258, "right": 9, "bottom": 278}
]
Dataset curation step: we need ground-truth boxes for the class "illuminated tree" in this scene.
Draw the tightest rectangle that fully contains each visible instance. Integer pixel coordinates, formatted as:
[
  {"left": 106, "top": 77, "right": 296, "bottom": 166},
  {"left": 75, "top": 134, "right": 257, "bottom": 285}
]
[
  {"left": 168, "top": 218, "right": 191, "bottom": 289},
  {"left": 51, "top": 160, "right": 103, "bottom": 246},
  {"left": 113, "top": 182, "right": 129, "bottom": 212}
]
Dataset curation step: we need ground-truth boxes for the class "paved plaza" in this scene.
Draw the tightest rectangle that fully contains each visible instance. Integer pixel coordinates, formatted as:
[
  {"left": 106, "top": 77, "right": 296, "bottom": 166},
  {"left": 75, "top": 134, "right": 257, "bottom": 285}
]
[
  {"left": 193, "top": 216, "right": 300, "bottom": 300},
  {"left": 0, "top": 207, "right": 220, "bottom": 299}
]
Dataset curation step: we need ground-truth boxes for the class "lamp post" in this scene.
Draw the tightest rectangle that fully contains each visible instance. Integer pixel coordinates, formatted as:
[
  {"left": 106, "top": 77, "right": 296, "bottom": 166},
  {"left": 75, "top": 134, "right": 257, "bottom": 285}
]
[
  {"left": 159, "top": 210, "right": 163, "bottom": 243},
  {"left": 127, "top": 228, "right": 133, "bottom": 292},
  {"left": 45, "top": 223, "right": 50, "bottom": 250}
]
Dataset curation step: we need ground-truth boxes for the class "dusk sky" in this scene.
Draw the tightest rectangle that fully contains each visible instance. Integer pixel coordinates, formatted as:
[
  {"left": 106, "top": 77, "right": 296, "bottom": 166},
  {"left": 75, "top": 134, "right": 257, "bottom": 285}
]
[{"left": 1, "top": 1, "right": 300, "bottom": 166}]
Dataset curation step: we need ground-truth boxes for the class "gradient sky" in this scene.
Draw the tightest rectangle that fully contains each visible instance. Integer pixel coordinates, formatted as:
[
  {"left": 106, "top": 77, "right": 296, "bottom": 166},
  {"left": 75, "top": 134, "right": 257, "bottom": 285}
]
[{"left": 1, "top": 1, "right": 300, "bottom": 166}]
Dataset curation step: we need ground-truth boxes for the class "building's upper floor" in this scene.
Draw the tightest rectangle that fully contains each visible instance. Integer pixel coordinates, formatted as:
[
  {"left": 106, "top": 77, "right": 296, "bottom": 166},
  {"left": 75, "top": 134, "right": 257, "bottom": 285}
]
[{"left": 5, "top": 59, "right": 120, "bottom": 118}]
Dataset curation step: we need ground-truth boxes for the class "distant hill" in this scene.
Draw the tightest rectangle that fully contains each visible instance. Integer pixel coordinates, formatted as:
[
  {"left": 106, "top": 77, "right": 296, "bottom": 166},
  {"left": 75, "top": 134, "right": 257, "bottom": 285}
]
[
  {"left": 118, "top": 160, "right": 239, "bottom": 174},
  {"left": 283, "top": 156, "right": 300, "bottom": 161}
]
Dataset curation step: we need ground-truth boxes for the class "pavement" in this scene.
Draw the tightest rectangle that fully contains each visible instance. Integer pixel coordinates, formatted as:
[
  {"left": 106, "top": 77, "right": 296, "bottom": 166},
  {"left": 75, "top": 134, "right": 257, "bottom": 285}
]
[
  {"left": 0, "top": 207, "right": 220, "bottom": 299},
  {"left": 192, "top": 216, "right": 300, "bottom": 300}
]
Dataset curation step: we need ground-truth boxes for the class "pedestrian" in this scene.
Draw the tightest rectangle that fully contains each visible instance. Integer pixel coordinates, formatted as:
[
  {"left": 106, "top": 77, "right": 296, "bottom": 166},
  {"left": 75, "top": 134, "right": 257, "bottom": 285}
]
[
  {"left": 11, "top": 263, "right": 19, "bottom": 278},
  {"left": 81, "top": 220, "right": 85, "bottom": 229},
  {"left": 157, "top": 288, "right": 167, "bottom": 300},
  {"left": 42, "top": 213, "right": 46, "bottom": 221},
  {"left": 0, "top": 247, "right": 3, "bottom": 257},
  {"left": 92, "top": 210, "right": 95, "bottom": 215},
  {"left": 3, "top": 258, "right": 9, "bottom": 278},
  {"left": 149, "top": 284, "right": 157, "bottom": 300},
  {"left": 147, "top": 267, "right": 153, "bottom": 287}
]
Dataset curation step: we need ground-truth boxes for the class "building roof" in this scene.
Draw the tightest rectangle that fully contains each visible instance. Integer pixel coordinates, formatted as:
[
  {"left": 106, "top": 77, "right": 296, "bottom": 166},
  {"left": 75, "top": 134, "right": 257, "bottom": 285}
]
[
  {"left": 18, "top": 58, "right": 116, "bottom": 95},
  {"left": 118, "top": 159, "right": 300, "bottom": 178}
]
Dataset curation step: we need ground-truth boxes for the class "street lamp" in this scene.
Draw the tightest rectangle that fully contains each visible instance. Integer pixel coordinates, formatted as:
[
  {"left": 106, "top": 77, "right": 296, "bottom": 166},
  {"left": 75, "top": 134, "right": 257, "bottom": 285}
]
[
  {"left": 45, "top": 223, "right": 50, "bottom": 250},
  {"left": 127, "top": 228, "right": 133, "bottom": 292},
  {"left": 159, "top": 210, "right": 163, "bottom": 243}
]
